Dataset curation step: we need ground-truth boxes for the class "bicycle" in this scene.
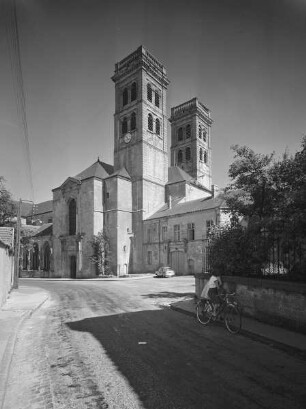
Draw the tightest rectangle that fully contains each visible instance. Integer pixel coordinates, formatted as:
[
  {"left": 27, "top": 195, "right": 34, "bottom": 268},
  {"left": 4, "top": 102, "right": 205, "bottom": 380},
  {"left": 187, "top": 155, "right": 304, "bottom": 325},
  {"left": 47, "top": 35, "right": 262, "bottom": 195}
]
[{"left": 196, "top": 292, "right": 242, "bottom": 334}]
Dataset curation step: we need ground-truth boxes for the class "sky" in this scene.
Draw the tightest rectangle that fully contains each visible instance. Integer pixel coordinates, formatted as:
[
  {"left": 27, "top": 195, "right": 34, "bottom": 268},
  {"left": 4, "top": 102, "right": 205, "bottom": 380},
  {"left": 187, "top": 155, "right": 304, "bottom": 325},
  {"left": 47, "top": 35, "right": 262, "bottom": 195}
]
[{"left": 0, "top": 0, "right": 306, "bottom": 203}]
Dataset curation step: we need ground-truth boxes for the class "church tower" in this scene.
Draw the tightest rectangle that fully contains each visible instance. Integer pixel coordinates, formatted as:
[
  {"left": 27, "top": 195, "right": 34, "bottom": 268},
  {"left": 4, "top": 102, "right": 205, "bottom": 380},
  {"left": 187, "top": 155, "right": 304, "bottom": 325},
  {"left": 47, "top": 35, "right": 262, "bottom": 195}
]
[
  {"left": 111, "top": 46, "right": 169, "bottom": 272},
  {"left": 169, "top": 98, "right": 213, "bottom": 191}
]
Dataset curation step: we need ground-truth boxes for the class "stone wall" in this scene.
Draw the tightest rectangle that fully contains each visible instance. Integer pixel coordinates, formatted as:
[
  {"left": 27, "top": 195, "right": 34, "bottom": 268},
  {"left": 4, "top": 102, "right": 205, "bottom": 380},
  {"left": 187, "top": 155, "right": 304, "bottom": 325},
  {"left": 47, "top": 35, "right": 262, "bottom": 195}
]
[{"left": 195, "top": 273, "right": 306, "bottom": 334}]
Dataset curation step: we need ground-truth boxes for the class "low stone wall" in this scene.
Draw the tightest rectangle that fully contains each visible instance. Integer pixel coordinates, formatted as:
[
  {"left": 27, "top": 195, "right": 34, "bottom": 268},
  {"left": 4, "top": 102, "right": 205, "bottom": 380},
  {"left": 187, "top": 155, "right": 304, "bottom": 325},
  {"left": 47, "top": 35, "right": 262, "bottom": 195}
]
[
  {"left": 0, "top": 244, "right": 14, "bottom": 307},
  {"left": 20, "top": 269, "right": 50, "bottom": 278},
  {"left": 195, "top": 273, "right": 306, "bottom": 334}
]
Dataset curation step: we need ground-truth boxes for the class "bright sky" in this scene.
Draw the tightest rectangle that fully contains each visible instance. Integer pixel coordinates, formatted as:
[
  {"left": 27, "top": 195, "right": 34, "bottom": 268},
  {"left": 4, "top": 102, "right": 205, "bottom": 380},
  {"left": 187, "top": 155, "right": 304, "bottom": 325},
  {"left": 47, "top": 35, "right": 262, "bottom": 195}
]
[{"left": 1, "top": 0, "right": 306, "bottom": 203}]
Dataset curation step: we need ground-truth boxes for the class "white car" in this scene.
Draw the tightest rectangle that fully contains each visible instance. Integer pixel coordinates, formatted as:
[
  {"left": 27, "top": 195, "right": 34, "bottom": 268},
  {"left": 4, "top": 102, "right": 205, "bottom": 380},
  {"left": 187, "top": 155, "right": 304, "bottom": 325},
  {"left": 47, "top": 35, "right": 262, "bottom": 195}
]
[{"left": 155, "top": 266, "right": 175, "bottom": 278}]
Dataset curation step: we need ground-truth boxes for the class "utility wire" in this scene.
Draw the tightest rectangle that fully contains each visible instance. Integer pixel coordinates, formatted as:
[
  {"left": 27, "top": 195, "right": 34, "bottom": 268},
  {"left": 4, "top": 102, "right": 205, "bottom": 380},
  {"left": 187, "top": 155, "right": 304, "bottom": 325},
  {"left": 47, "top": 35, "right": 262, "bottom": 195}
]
[{"left": 5, "top": 0, "right": 35, "bottom": 203}]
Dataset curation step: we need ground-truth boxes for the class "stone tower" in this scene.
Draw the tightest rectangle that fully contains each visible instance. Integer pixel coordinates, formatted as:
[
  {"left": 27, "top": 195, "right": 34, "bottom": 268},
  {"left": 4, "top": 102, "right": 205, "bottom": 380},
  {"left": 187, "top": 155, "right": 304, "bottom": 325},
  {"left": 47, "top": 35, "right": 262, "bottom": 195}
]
[
  {"left": 111, "top": 46, "right": 170, "bottom": 272},
  {"left": 169, "top": 98, "right": 213, "bottom": 190}
]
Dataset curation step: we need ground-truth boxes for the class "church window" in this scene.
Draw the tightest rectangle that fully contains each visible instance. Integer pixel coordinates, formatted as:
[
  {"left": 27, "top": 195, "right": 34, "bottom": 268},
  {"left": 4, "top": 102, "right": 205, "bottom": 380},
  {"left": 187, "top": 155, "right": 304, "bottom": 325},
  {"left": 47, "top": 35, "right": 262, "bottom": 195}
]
[
  {"left": 186, "top": 147, "right": 191, "bottom": 161},
  {"left": 156, "top": 118, "right": 161, "bottom": 135},
  {"left": 174, "top": 224, "right": 181, "bottom": 241},
  {"left": 123, "top": 88, "right": 128, "bottom": 106},
  {"left": 131, "top": 112, "right": 136, "bottom": 130},
  {"left": 131, "top": 82, "right": 137, "bottom": 101},
  {"left": 198, "top": 125, "right": 202, "bottom": 139},
  {"left": 178, "top": 150, "right": 183, "bottom": 163},
  {"left": 162, "top": 226, "right": 167, "bottom": 241},
  {"left": 122, "top": 117, "right": 128, "bottom": 134},
  {"left": 155, "top": 91, "right": 160, "bottom": 107},
  {"left": 204, "top": 150, "right": 208, "bottom": 164},
  {"left": 69, "top": 199, "right": 76, "bottom": 235},
  {"left": 203, "top": 128, "right": 207, "bottom": 142},
  {"left": 186, "top": 124, "right": 191, "bottom": 138},
  {"left": 178, "top": 127, "right": 183, "bottom": 141},
  {"left": 148, "top": 113, "right": 153, "bottom": 131},
  {"left": 199, "top": 148, "right": 203, "bottom": 161},
  {"left": 187, "top": 223, "right": 195, "bottom": 241},
  {"left": 147, "top": 83, "right": 152, "bottom": 102},
  {"left": 147, "top": 251, "right": 152, "bottom": 265}
]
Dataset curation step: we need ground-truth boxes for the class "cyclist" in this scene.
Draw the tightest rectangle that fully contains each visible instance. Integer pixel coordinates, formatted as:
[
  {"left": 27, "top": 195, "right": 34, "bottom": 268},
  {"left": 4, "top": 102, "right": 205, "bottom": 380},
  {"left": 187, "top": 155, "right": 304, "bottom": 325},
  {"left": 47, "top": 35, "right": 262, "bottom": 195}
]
[{"left": 200, "top": 274, "right": 222, "bottom": 317}]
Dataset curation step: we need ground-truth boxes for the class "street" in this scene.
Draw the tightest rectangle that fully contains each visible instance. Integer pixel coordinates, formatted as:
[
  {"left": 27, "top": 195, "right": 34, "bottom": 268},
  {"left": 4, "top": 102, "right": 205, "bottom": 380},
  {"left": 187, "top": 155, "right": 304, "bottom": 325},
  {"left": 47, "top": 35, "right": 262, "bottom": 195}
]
[{"left": 3, "top": 277, "right": 306, "bottom": 409}]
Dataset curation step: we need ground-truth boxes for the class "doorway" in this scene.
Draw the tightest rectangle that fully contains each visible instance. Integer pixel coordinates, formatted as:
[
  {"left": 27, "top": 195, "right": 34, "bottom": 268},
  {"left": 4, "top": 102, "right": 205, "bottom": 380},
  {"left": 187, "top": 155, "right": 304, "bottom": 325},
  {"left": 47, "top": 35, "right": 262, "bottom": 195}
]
[
  {"left": 170, "top": 251, "right": 186, "bottom": 275},
  {"left": 188, "top": 258, "right": 195, "bottom": 275},
  {"left": 70, "top": 255, "right": 77, "bottom": 279}
]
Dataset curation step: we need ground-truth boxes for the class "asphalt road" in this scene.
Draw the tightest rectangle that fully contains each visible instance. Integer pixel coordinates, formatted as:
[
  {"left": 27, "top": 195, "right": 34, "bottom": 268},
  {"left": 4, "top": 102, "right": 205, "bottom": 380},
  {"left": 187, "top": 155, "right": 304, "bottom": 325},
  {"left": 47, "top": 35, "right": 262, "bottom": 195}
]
[{"left": 4, "top": 277, "right": 306, "bottom": 409}]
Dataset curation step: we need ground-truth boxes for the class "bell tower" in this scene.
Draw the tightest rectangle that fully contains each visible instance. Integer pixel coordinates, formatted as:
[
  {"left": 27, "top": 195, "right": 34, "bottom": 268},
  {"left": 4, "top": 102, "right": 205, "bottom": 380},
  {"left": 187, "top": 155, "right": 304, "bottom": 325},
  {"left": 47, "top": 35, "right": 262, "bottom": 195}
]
[
  {"left": 169, "top": 98, "right": 213, "bottom": 191},
  {"left": 111, "top": 46, "right": 170, "bottom": 272}
]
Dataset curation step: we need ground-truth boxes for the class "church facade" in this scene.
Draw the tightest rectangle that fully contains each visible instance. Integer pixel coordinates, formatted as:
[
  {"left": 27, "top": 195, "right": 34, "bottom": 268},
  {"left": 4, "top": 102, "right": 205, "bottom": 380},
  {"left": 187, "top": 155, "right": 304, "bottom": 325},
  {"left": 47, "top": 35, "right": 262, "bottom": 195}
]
[{"left": 25, "top": 46, "right": 228, "bottom": 278}]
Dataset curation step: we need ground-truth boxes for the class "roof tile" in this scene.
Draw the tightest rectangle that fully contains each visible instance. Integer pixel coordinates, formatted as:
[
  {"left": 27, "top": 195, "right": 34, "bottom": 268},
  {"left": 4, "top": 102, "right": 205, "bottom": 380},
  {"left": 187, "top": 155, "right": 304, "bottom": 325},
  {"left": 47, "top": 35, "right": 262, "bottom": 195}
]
[
  {"left": 75, "top": 160, "right": 114, "bottom": 181},
  {"left": 147, "top": 196, "right": 226, "bottom": 220}
]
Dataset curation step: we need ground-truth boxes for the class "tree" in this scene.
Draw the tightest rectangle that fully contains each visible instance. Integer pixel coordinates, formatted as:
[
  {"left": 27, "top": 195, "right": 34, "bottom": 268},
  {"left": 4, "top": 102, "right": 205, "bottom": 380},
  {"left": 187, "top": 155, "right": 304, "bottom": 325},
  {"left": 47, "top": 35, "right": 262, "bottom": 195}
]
[
  {"left": 225, "top": 140, "right": 306, "bottom": 227},
  {"left": 224, "top": 145, "right": 275, "bottom": 221},
  {"left": 89, "top": 230, "right": 112, "bottom": 275},
  {"left": 0, "top": 177, "right": 16, "bottom": 226},
  {"left": 208, "top": 223, "right": 271, "bottom": 276},
  {"left": 210, "top": 140, "right": 306, "bottom": 280},
  {"left": 269, "top": 136, "right": 306, "bottom": 231}
]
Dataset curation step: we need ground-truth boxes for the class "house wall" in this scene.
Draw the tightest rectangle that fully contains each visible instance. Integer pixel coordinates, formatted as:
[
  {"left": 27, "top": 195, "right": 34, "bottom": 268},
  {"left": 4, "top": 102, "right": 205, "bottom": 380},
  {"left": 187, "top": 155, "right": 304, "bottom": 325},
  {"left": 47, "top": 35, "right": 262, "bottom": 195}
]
[
  {"left": 0, "top": 243, "right": 14, "bottom": 307},
  {"left": 195, "top": 273, "right": 306, "bottom": 334},
  {"left": 32, "top": 211, "right": 53, "bottom": 224},
  {"left": 143, "top": 208, "right": 221, "bottom": 275}
]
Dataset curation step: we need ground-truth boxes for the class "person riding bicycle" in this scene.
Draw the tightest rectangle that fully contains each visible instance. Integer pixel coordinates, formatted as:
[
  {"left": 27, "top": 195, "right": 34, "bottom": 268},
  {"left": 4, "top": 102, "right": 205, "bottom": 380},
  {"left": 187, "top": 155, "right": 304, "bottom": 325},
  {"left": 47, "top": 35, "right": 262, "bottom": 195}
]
[{"left": 200, "top": 274, "right": 222, "bottom": 317}]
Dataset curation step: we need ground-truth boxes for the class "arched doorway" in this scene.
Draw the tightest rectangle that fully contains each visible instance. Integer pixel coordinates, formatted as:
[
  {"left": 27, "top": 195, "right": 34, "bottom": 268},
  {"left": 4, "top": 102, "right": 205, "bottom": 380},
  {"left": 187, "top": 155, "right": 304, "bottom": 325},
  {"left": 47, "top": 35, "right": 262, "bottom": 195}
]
[
  {"left": 43, "top": 242, "right": 51, "bottom": 271},
  {"left": 70, "top": 255, "right": 76, "bottom": 279}
]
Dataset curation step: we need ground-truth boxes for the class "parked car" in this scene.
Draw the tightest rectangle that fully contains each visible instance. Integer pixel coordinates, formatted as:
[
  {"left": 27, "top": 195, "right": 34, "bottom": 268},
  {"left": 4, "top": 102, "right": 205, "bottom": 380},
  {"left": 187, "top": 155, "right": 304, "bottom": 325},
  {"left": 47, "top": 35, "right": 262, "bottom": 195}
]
[{"left": 155, "top": 266, "right": 175, "bottom": 278}]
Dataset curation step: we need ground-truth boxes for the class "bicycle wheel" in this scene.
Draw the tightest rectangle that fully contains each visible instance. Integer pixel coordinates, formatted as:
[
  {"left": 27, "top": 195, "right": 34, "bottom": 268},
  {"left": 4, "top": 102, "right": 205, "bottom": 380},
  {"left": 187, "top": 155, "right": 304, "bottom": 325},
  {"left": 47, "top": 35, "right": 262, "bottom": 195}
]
[
  {"left": 196, "top": 300, "right": 213, "bottom": 325},
  {"left": 224, "top": 304, "right": 241, "bottom": 334}
]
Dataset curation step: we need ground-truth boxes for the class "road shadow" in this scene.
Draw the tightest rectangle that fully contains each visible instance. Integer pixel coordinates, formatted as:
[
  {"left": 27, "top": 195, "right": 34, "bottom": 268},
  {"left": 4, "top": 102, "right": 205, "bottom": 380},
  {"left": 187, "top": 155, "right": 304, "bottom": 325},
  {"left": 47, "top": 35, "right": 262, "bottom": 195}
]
[
  {"left": 66, "top": 308, "right": 226, "bottom": 409},
  {"left": 66, "top": 306, "right": 306, "bottom": 409},
  {"left": 142, "top": 291, "right": 194, "bottom": 299}
]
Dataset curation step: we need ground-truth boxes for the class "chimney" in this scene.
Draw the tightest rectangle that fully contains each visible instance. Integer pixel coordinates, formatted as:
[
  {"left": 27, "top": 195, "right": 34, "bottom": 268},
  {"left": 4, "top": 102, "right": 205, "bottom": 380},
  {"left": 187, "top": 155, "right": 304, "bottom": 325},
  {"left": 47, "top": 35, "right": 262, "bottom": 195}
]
[
  {"left": 168, "top": 195, "right": 172, "bottom": 209},
  {"left": 212, "top": 184, "right": 219, "bottom": 197}
]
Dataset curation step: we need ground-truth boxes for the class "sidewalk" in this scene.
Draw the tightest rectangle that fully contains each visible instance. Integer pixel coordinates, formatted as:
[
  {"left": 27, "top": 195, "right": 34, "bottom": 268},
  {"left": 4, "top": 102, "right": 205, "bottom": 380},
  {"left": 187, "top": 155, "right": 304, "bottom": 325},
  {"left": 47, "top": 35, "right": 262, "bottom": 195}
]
[
  {"left": 170, "top": 298, "right": 306, "bottom": 358},
  {"left": 0, "top": 285, "right": 49, "bottom": 407}
]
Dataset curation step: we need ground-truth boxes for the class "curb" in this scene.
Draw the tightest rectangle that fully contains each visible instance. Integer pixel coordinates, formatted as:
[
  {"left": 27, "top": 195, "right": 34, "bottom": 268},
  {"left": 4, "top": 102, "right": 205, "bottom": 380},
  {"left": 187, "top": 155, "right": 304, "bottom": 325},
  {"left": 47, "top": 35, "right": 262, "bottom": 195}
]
[
  {"left": 170, "top": 304, "right": 306, "bottom": 361},
  {"left": 0, "top": 295, "right": 49, "bottom": 409},
  {"left": 20, "top": 275, "right": 155, "bottom": 282}
]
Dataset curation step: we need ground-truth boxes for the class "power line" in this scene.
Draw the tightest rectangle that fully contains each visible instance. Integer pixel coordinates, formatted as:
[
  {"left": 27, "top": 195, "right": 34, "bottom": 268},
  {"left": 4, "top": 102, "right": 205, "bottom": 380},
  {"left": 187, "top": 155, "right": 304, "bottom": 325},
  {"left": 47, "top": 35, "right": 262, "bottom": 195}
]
[{"left": 4, "top": 0, "right": 35, "bottom": 202}]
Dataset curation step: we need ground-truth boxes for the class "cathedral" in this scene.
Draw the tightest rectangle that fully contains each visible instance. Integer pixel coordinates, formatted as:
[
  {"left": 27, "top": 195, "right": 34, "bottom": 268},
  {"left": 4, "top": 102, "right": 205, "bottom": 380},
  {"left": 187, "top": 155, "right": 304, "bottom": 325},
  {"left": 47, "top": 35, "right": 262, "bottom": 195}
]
[{"left": 23, "top": 46, "right": 228, "bottom": 278}]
